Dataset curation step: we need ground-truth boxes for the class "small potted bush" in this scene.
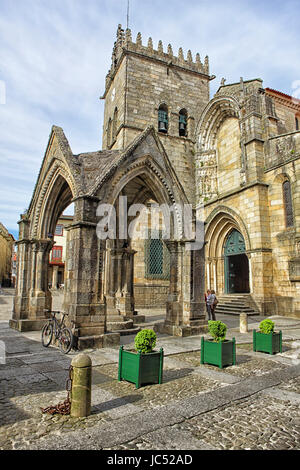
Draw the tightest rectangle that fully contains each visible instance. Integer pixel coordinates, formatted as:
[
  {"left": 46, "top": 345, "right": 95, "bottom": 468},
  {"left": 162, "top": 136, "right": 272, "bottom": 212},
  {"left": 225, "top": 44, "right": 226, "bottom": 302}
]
[
  {"left": 118, "top": 329, "right": 164, "bottom": 389},
  {"left": 253, "top": 319, "right": 282, "bottom": 355},
  {"left": 200, "top": 321, "right": 236, "bottom": 369}
]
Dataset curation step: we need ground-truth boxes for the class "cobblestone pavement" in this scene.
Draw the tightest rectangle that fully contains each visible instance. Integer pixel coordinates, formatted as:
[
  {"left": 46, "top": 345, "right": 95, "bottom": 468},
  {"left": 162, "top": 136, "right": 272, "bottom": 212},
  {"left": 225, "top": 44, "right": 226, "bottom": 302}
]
[{"left": 1, "top": 289, "right": 300, "bottom": 451}]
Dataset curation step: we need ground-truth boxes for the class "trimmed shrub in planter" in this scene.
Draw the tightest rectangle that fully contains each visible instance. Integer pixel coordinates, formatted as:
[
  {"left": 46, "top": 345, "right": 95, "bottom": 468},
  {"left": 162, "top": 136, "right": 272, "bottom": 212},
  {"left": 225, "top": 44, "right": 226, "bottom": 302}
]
[
  {"left": 200, "top": 321, "right": 236, "bottom": 369},
  {"left": 253, "top": 319, "right": 282, "bottom": 355},
  {"left": 118, "top": 329, "right": 164, "bottom": 389}
]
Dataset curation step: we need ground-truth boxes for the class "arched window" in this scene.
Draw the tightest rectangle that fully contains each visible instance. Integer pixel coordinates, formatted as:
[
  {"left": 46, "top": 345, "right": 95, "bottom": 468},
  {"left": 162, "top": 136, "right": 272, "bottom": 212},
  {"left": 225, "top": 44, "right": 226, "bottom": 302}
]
[
  {"left": 179, "top": 109, "right": 187, "bottom": 137},
  {"left": 283, "top": 179, "right": 294, "bottom": 227},
  {"left": 296, "top": 117, "right": 299, "bottom": 131},
  {"left": 112, "top": 107, "right": 118, "bottom": 142},
  {"left": 107, "top": 118, "right": 112, "bottom": 147},
  {"left": 158, "top": 104, "right": 168, "bottom": 134},
  {"left": 145, "top": 230, "right": 170, "bottom": 280}
]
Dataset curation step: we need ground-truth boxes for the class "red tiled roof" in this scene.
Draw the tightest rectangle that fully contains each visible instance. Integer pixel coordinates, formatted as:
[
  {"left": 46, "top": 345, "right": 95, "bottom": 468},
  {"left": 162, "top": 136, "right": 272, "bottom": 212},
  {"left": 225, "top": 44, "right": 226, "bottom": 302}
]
[{"left": 265, "top": 87, "right": 300, "bottom": 104}]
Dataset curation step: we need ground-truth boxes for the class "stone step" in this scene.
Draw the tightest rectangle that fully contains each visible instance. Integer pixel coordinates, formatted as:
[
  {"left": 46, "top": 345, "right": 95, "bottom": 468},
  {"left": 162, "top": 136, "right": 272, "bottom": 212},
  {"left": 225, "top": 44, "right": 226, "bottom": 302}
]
[
  {"left": 106, "top": 320, "right": 134, "bottom": 331},
  {"left": 111, "top": 327, "right": 141, "bottom": 336},
  {"left": 218, "top": 296, "right": 250, "bottom": 300},
  {"left": 217, "top": 298, "right": 251, "bottom": 304},
  {"left": 215, "top": 305, "right": 256, "bottom": 312},
  {"left": 130, "top": 314, "right": 146, "bottom": 324},
  {"left": 215, "top": 310, "right": 259, "bottom": 316},
  {"left": 215, "top": 305, "right": 259, "bottom": 315}
]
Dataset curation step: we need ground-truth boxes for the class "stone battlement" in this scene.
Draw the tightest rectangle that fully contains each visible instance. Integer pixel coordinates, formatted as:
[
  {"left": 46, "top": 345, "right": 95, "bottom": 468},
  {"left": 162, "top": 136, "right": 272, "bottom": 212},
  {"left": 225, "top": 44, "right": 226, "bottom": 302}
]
[{"left": 104, "top": 24, "right": 210, "bottom": 94}]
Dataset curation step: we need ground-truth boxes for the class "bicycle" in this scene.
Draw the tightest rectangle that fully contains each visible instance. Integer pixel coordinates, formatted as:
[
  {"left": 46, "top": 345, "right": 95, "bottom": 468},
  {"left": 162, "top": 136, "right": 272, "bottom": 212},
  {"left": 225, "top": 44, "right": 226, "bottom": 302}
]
[{"left": 41, "top": 310, "right": 74, "bottom": 354}]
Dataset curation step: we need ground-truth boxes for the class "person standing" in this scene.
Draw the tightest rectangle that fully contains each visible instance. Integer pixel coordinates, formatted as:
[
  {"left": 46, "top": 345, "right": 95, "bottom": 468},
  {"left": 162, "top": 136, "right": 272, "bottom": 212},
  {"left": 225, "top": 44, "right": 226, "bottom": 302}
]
[
  {"left": 205, "top": 289, "right": 214, "bottom": 321},
  {"left": 210, "top": 289, "right": 218, "bottom": 320}
]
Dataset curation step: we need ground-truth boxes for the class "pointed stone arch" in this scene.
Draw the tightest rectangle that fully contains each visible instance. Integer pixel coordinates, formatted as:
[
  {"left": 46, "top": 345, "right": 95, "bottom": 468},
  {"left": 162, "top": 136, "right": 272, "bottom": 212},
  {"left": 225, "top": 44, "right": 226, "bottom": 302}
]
[
  {"left": 204, "top": 206, "right": 251, "bottom": 294},
  {"left": 11, "top": 126, "right": 81, "bottom": 331},
  {"left": 196, "top": 95, "right": 241, "bottom": 151},
  {"left": 195, "top": 96, "right": 244, "bottom": 203}
]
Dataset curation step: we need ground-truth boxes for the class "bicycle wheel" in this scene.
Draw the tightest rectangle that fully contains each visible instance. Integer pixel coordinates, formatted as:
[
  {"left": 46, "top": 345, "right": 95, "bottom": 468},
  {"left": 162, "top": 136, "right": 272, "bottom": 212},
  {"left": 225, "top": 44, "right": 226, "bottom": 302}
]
[
  {"left": 41, "top": 322, "right": 53, "bottom": 347},
  {"left": 59, "top": 327, "right": 73, "bottom": 354}
]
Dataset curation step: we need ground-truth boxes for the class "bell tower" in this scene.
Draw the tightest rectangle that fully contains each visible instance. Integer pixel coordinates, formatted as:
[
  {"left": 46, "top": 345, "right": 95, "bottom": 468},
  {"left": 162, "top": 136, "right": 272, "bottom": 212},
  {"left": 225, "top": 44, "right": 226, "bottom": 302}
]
[{"left": 101, "top": 25, "right": 214, "bottom": 203}]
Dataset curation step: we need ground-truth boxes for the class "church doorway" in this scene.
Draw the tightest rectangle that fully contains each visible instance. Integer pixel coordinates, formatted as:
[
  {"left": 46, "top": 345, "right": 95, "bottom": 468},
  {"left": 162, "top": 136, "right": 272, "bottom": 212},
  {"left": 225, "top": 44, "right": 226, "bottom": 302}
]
[{"left": 224, "top": 230, "right": 250, "bottom": 294}]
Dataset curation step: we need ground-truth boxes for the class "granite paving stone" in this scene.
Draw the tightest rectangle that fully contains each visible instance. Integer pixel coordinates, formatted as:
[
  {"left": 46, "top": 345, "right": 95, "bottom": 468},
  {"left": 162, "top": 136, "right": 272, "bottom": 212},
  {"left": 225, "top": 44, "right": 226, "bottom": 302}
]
[{"left": 1, "top": 293, "right": 300, "bottom": 450}]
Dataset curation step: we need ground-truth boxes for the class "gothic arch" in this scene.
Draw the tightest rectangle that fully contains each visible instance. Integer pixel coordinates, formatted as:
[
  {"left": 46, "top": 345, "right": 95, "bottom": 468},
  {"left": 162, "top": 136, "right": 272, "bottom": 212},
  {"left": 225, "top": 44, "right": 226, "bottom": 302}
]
[
  {"left": 95, "top": 155, "right": 187, "bottom": 238},
  {"left": 195, "top": 95, "right": 243, "bottom": 203},
  {"left": 30, "top": 162, "right": 75, "bottom": 239},
  {"left": 205, "top": 205, "right": 251, "bottom": 254},
  {"left": 196, "top": 95, "right": 241, "bottom": 151},
  {"left": 270, "top": 172, "right": 295, "bottom": 232},
  {"left": 205, "top": 206, "right": 251, "bottom": 294}
]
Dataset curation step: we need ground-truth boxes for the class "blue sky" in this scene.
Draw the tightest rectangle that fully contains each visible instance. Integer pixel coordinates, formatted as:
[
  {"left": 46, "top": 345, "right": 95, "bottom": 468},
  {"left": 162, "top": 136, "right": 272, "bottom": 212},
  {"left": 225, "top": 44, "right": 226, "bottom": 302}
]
[{"left": 0, "top": 0, "right": 299, "bottom": 239}]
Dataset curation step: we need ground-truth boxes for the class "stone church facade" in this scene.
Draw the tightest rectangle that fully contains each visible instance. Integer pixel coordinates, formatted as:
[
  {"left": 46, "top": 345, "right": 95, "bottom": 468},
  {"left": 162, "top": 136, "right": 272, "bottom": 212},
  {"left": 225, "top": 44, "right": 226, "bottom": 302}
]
[{"left": 10, "top": 25, "right": 300, "bottom": 348}]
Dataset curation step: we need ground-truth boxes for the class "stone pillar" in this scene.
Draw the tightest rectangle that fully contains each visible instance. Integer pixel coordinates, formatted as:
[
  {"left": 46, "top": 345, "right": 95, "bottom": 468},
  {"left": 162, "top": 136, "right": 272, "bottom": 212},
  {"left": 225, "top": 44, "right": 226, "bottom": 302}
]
[
  {"left": 105, "top": 244, "right": 139, "bottom": 333},
  {"left": 63, "top": 196, "right": 117, "bottom": 350},
  {"left": 52, "top": 265, "right": 59, "bottom": 289},
  {"left": 11, "top": 217, "right": 30, "bottom": 322},
  {"left": 70, "top": 354, "right": 92, "bottom": 418},
  {"left": 117, "top": 247, "right": 136, "bottom": 317},
  {"left": 29, "top": 239, "right": 53, "bottom": 318},
  {"left": 206, "top": 261, "right": 211, "bottom": 290},
  {"left": 11, "top": 235, "right": 53, "bottom": 331},
  {"left": 249, "top": 249, "right": 274, "bottom": 315},
  {"left": 213, "top": 259, "right": 217, "bottom": 293},
  {"left": 240, "top": 313, "right": 248, "bottom": 333},
  {"left": 105, "top": 244, "right": 137, "bottom": 317},
  {"left": 248, "top": 254, "right": 253, "bottom": 293},
  {"left": 165, "top": 240, "right": 183, "bottom": 328},
  {"left": 157, "top": 240, "right": 207, "bottom": 336},
  {"left": 64, "top": 221, "right": 106, "bottom": 347}
]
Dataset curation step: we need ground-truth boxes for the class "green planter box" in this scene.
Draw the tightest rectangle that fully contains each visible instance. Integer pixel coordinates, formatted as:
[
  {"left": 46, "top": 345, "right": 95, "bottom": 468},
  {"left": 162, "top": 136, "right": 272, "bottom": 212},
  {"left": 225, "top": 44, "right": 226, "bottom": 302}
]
[
  {"left": 200, "top": 337, "right": 236, "bottom": 369},
  {"left": 253, "top": 330, "right": 282, "bottom": 355},
  {"left": 118, "top": 345, "right": 164, "bottom": 389}
]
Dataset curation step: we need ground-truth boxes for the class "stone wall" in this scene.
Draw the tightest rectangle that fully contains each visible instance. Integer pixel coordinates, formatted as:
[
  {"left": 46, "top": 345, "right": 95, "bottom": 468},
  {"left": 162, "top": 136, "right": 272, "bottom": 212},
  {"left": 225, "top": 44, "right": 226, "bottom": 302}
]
[
  {"left": 0, "top": 222, "right": 14, "bottom": 286},
  {"left": 216, "top": 117, "right": 242, "bottom": 195},
  {"left": 131, "top": 203, "right": 170, "bottom": 308},
  {"left": 265, "top": 88, "right": 300, "bottom": 134}
]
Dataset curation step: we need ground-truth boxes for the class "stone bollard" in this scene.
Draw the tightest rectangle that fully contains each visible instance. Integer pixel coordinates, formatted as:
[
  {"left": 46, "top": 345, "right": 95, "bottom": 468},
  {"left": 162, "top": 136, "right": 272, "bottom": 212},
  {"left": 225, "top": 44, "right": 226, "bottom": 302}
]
[
  {"left": 240, "top": 313, "right": 248, "bottom": 333},
  {"left": 70, "top": 353, "right": 92, "bottom": 418}
]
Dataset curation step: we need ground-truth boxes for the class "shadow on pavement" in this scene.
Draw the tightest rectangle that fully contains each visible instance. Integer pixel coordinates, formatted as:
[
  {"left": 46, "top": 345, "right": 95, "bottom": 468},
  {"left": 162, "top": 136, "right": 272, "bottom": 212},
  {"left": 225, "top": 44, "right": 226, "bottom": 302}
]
[
  {"left": 163, "top": 367, "right": 194, "bottom": 383},
  {"left": 91, "top": 394, "right": 142, "bottom": 415}
]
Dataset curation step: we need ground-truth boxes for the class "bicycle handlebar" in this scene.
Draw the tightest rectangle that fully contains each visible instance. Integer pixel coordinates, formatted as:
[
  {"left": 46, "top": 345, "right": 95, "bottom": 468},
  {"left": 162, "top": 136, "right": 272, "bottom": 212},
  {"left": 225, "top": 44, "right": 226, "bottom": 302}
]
[{"left": 44, "top": 309, "right": 68, "bottom": 315}]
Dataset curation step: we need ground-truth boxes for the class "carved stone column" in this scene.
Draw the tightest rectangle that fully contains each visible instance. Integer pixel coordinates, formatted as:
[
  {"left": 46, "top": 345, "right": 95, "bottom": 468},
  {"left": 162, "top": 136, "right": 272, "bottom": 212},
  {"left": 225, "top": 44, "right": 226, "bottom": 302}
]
[
  {"left": 11, "top": 240, "right": 30, "bottom": 320},
  {"left": 11, "top": 217, "right": 31, "bottom": 324},
  {"left": 117, "top": 247, "right": 136, "bottom": 316},
  {"left": 52, "top": 265, "right": 59, "bottom": 289},
  {"left": 28, "top": 239, "right": 53, "bottom": 318},
  {"left": 63, "top": 195, "right": 121, "bottom": 349},
  {"left": 64, "top": 220, "right": 107, "bottom": 348},
  {"left": 105, "top": 244, "right": 139, "bottom": 333},
  {"left": 11, "top": 237, "right": 53, "bottom": 331},
  {"left": 156, "top": 240, "right": 207, "bottom": 336}
]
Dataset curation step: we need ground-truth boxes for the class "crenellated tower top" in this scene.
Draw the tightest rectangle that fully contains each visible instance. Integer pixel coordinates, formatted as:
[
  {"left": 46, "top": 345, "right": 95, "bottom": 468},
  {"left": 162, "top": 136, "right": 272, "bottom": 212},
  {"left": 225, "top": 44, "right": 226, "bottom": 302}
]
[
  {"left": 101, "top": 24, "right": 213, "bottom": 160},
  {"left": 103, "top": 24, "right": 211, "bottom": 98}
]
